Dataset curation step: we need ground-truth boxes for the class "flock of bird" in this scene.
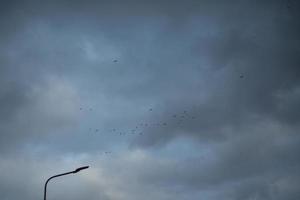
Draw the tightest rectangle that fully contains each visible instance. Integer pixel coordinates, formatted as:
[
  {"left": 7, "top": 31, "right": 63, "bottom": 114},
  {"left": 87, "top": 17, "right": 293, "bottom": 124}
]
[
  {"left": 80, "top": 108, "right": 200, "bottom": 155},
  {"left": 79, "top": 59, "right": 245, "bottom": 155},
  {"left": 77, "top": 0, "right": 295, "bottom": 156},
  {"left": 82, "top": 106, "right": 197, "bottom": 137}
]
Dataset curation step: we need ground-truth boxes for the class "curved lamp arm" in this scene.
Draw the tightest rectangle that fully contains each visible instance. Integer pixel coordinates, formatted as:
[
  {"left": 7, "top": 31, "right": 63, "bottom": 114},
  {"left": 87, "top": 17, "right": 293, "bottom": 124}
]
[{"left": 44, "top": 166, "right": 89, "bottom": 200}]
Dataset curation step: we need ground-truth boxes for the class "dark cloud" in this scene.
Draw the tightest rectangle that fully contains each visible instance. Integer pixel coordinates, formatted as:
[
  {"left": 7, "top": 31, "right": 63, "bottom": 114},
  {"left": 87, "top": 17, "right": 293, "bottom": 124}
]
[
  {"left": 130, "top": 0, "right": 300, "bottom": 147},
  {"left": 0, "top": 0, "right": 299, "bottom": 200},
  {"left": 127, "top": 124, "right": 300, "bottom": 199}
]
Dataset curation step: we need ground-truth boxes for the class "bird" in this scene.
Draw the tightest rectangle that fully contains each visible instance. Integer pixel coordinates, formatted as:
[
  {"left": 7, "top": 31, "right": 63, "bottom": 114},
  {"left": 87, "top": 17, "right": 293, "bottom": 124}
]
[
  {"left": 149, "top": 108, "right": 153, "bottom": 111},
  {"left": 240, "top": 74, "right": 244, "bottom": 78},
  {"left": 113, "top": 59, "right": 118, "bottom": 62}
]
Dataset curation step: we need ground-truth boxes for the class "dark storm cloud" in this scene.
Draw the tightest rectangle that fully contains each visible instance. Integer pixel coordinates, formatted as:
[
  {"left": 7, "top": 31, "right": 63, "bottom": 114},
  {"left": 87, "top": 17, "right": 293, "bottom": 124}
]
[
  {"left": 0, "top": 0, "right": 299, "bottom": 200},
  {"left": 0, "top": 0, "right": 215, "bottom": 151},
  {"left": 130, "top": 0, "right": 300, "bottom": 147},
  {"left": 117, "top": 1, "right": 300, "bottom": 199},
  {"left": 127, "top": 125, "right": 300, "bottom": 199}
]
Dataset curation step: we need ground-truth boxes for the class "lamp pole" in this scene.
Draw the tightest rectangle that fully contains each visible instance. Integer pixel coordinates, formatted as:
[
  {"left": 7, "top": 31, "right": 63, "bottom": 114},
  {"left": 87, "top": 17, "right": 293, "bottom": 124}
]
[{"left": 44, "top": 166, "right": 89, "bottom": 200}]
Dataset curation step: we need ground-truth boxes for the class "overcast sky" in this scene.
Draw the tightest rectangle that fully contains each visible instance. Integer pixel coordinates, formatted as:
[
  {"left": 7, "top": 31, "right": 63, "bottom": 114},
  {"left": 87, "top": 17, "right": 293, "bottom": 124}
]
[{"left": 0, "top": 0, "right": 300, "bottom": 200}]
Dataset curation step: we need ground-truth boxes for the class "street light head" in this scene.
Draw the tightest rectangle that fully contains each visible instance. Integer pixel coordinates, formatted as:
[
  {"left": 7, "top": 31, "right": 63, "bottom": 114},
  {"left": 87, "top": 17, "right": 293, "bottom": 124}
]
[{"left": 74, "top": 166, "right": 89, "bottom": 173}]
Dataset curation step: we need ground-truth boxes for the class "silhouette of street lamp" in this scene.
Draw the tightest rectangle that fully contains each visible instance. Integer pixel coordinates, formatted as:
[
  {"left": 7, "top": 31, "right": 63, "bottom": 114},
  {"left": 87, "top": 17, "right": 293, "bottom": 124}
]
[{"left": 44, "top": 166, "right": 89, "bottom": 200}]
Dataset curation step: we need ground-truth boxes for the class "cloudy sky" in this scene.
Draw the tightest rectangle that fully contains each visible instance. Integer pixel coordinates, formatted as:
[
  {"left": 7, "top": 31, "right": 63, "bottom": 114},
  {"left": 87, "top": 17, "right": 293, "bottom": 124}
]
[{"left": 0, "top": 0, "right": 300, "bottom": 199}]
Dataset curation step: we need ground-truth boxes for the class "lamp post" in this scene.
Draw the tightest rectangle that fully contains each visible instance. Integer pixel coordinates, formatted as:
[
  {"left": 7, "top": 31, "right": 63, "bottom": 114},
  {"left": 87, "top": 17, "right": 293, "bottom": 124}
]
[{"left": 44, "top": 166, "right": 89, "bottom": 200}]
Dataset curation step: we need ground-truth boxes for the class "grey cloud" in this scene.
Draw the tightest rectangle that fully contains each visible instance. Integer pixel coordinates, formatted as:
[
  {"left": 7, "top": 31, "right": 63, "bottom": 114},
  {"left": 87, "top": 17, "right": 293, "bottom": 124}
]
[
  {"left": 0, "top": 76, "right": 81, "bottom": 152},
  {"left": 0, "top": 1, "right": 299, "bottom": 200},
  {"left": 130, "top": 0, "right": 300, "bottom": 147},
  {"left": 127, "top": 124, "right": 300, "bottom": 199}
]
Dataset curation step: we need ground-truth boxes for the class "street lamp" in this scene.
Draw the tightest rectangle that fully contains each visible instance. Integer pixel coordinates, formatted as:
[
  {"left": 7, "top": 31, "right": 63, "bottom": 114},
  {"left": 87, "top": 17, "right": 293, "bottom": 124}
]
[{"left": 44, "top": 166, "right": 89, "bottom": 200}]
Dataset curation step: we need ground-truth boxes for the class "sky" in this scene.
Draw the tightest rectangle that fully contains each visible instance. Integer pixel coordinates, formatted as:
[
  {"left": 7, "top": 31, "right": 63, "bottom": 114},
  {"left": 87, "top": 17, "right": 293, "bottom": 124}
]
[{"left": 0, "top": 0, "right": 300, "bottom": 199}]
